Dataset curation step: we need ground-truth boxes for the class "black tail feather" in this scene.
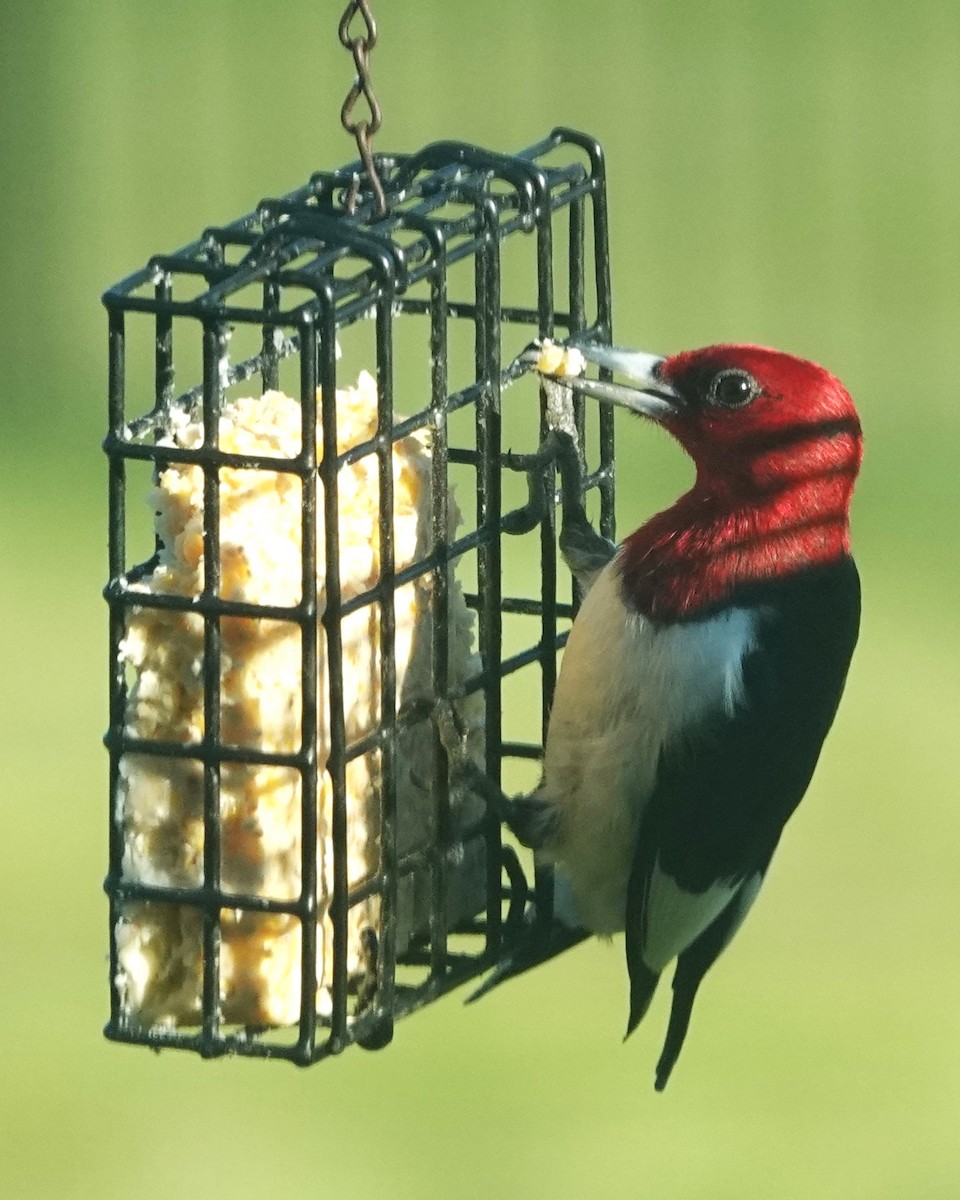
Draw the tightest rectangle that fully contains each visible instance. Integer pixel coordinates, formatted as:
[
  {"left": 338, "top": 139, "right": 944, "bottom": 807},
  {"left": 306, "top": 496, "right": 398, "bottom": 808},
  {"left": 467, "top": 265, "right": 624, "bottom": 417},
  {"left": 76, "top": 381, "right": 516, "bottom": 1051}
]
[
  {"left": 624, "top": 959, "right": 660, "bottom": 1040},
  {"left": 654, "top": 968, "right": 702, "bottom": 1091},
  {"left": 653, "top": 868, "right": 769, "bottom": 1089}
]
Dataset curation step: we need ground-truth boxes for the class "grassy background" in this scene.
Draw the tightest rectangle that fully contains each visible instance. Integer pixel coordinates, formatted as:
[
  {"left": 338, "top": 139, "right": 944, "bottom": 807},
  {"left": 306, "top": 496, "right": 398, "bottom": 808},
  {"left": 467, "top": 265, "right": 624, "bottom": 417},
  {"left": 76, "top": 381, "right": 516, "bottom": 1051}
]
[{"left": 2, "top": 1, "right": 959, "bottom": 1197}]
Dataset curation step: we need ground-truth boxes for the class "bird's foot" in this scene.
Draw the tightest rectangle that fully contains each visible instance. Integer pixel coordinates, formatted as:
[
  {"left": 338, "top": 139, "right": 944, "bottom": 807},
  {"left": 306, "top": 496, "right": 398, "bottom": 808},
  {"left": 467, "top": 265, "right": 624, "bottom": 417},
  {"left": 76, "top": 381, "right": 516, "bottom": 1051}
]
[
  {"left": 501, "top": 429, "right": 569, "bottom": 535},
  {"left": 542, "top": 429, "right": 618, "bottom": 583},
  {"left": 433, "top": 700, "right": 558, "bottom": 850},
  {"left": 559, "top": 508, "right": 616, "bottom": 588},
  {"left": 433, "top": 699, "right": 508, "bottom": 816},
  {"left": 502, "top": 427, "right": 615, "bottom": 585}
]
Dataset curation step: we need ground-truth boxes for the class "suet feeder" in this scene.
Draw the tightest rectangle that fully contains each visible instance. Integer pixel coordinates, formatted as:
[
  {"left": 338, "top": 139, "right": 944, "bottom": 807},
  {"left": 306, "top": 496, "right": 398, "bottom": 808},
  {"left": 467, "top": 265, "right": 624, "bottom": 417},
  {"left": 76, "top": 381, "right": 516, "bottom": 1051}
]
[{"left": 103, "top": 127, "right": 615, "bottom": 1064}]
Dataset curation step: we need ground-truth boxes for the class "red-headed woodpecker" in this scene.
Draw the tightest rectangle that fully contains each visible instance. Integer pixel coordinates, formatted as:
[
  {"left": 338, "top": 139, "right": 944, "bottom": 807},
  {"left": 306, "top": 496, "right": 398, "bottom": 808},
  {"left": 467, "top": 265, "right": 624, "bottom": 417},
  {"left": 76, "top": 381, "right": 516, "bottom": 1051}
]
[{"left": 476, "top": 342, "right": 862, "bottom": 1091}]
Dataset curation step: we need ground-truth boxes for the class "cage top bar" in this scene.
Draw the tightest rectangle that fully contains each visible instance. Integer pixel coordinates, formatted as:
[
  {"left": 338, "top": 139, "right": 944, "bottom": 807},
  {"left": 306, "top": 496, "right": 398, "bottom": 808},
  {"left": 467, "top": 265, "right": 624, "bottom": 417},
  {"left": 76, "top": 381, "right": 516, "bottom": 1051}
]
[{"left": 102, "top": 129, "right": 607, "bottom": 331}]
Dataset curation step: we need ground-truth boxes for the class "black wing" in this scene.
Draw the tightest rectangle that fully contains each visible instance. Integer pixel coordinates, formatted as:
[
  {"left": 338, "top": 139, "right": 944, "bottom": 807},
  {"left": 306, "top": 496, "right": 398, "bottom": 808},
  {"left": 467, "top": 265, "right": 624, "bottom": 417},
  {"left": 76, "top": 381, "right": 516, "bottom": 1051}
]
[{"left": 625, "top": 558, "right": 861, "bottom": 1083}]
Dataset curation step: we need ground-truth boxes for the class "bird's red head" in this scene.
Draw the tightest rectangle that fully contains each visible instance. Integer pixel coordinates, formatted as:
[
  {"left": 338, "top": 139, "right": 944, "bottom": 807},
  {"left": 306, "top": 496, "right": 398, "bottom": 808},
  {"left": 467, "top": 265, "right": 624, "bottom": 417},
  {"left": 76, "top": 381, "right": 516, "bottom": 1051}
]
[
  {"left": 654, "top": 344, "right": 862, "bottom": 505},
  {"left": 560, "top": 342, "right": 863, "bottom": 619}
]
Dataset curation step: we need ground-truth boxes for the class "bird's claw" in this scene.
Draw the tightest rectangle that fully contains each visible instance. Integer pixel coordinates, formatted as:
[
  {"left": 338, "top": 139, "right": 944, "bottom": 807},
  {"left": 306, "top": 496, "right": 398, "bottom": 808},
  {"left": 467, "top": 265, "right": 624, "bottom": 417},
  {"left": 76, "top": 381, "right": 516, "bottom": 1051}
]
[
  {"left": 559, "top": 512, "right": 616, "bottom": 585},
  {"left": 433, "top": 698, "right": 471, "bottom": 772},
  {"left": 502, "top": 429, "right": 577, "bottom": 536},
  {"left": 501, "top": 428, "right": 614, "bottom": 586},
  {"left": 433, "top": 700, "right": 548, "bottom": 840},
  {"left": 433, "top": 699, "right": 498, "bottom": 803}
]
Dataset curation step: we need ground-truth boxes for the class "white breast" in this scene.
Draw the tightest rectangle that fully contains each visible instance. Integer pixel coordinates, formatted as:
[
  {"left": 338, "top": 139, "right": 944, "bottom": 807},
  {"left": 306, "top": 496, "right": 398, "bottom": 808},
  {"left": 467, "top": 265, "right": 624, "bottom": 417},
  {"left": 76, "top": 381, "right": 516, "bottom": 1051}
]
[{"left": 540, "top": 556, "right": 759, "bottom": 935}]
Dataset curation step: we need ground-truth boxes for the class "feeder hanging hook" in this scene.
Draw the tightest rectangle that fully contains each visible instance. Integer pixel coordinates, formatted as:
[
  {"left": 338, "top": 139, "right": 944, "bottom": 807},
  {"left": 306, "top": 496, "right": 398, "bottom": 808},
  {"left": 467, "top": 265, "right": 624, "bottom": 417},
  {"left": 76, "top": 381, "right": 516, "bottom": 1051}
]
[{"left": 339, "top": 0, "right": 387, "bottom": 217}]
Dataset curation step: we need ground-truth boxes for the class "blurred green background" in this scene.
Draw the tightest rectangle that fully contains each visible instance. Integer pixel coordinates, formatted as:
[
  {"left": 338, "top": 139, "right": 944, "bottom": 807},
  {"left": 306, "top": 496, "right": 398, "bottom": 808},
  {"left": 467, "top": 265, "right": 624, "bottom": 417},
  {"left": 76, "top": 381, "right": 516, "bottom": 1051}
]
[{"left": 2, "top": 1, "right": 959, "bottom": 1197}]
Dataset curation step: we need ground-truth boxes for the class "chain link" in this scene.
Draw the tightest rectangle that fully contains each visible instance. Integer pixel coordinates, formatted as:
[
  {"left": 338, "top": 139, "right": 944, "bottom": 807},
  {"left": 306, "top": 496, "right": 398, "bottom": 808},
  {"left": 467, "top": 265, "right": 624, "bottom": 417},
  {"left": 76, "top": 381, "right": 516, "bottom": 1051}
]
[{"left": 339, "top": 0, "right": 387, "bottom": 217}]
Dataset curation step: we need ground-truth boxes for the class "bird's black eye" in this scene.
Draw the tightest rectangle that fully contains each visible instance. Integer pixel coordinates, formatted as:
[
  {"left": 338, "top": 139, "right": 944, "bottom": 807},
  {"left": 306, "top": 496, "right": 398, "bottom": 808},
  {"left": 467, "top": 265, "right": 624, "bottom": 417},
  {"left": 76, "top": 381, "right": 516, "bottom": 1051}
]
[{"left": 707, "top": 368, "right": 760, "bottom": 409}]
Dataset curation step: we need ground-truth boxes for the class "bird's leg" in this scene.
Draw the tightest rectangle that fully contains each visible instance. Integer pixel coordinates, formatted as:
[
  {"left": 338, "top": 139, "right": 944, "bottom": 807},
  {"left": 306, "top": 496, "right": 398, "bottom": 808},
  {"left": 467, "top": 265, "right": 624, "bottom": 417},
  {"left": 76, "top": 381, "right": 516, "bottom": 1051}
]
[
  {"left": 503, "top": 427, "right": 616, "bottom": 587},
  {"left": 433, "top": 700, "right": 588, "bottom": 1004},
  {"left": 501, "top": 431, "right": 564, "bottom": 536},
  {"left": 433, "top": 700, "right": 558, "bottom": 850},
  {"left": 551, "top": 430, "right": 617, "bottom": 589}
]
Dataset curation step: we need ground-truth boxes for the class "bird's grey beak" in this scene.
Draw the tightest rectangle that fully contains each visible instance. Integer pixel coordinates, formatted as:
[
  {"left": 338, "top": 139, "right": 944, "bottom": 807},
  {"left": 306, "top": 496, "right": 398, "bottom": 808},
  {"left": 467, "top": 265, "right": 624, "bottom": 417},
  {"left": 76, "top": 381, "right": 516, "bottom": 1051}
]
[{"left": 532, "top": 341, "right": 681, "bottom": 420}]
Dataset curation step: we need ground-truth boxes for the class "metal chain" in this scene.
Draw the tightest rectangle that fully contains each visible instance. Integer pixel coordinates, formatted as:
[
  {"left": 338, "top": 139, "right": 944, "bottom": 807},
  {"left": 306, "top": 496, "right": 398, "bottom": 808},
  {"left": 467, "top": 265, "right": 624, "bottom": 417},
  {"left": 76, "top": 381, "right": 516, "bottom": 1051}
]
[{"left": 339, "top": 0, "right": 387, "bottom": 217}]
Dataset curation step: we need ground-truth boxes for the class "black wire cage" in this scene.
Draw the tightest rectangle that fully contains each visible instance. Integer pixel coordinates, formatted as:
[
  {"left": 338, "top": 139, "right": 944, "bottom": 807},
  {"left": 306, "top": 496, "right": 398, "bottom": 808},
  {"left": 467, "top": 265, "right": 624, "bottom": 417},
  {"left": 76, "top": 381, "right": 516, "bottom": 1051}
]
[{"left": 103, "top": 127, "right": 614, "bottom": 1064}]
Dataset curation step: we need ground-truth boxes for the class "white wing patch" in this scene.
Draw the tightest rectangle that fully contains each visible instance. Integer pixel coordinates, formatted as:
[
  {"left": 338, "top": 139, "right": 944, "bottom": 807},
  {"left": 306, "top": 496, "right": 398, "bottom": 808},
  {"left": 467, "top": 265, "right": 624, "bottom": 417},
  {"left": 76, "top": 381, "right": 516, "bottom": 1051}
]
[
  {"left": 648, "top": 604, "right": 759, "bottom": 731},
  {"left": 540, "top": 558, "right": 761, "bottom": 935},
  {"left": 640, "top": 860, "right": 739, "bottom": 973}
]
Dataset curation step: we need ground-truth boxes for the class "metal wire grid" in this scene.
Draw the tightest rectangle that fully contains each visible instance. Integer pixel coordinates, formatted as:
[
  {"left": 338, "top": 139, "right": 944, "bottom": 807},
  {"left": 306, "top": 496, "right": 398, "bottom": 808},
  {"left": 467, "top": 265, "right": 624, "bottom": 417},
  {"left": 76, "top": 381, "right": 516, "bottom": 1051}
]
[{"left": 103, "top": 127, "right": 614, "bottom": 1064}]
